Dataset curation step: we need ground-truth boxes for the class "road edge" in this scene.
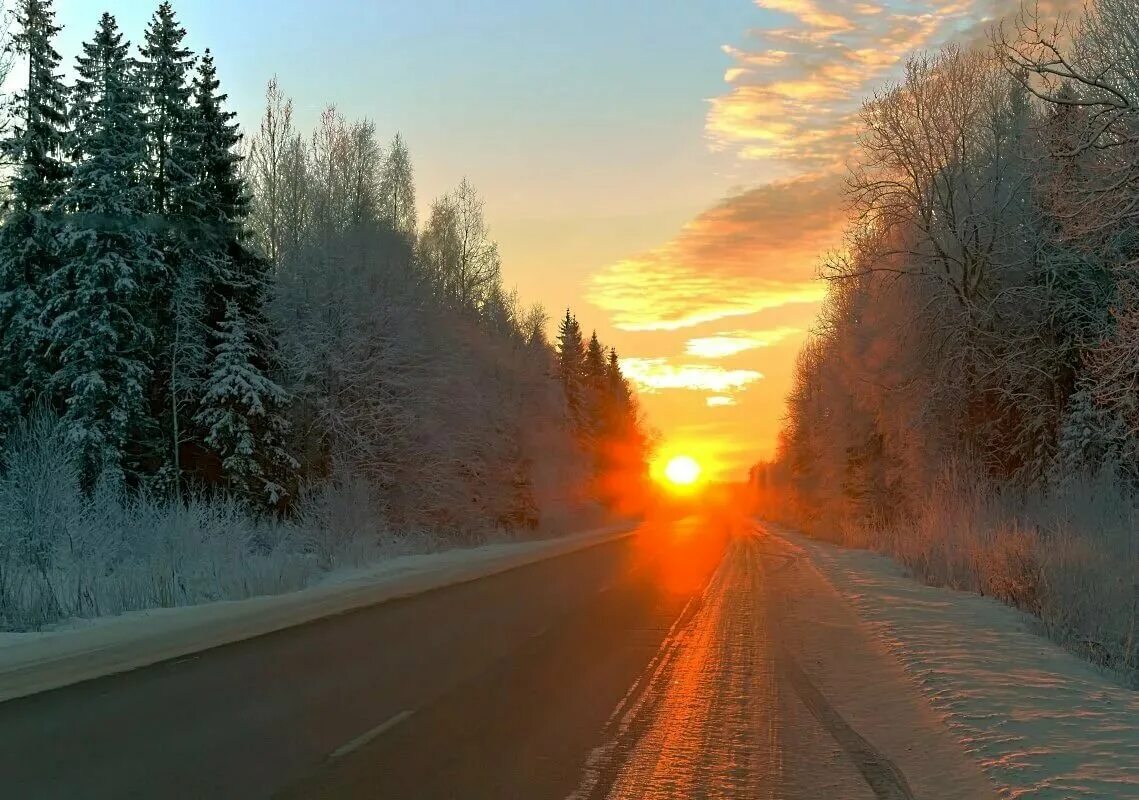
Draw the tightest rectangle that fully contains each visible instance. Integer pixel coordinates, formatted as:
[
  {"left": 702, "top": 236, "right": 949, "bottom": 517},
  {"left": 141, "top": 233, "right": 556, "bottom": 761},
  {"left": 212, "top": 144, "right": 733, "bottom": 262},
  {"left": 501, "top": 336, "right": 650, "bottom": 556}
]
[
  {"left": 757, "top": 521, "right": 1001, "bottom": 800},
  {"left": 0, "top": 523, "right": 638, "bottom": 704}
]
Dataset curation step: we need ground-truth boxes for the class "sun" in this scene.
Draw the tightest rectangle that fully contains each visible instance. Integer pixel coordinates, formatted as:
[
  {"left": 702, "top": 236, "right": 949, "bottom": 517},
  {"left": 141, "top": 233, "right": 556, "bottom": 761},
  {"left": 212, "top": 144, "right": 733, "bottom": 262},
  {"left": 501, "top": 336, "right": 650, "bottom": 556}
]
[{"left": 664, "top": 455, "right": 702, "bottom": 487}]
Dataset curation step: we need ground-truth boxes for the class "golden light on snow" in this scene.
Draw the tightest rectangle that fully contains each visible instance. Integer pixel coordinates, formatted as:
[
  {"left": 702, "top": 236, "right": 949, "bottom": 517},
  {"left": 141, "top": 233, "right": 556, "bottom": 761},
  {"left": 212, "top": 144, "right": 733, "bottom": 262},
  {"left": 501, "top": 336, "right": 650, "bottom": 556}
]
[{"left": 664, "top": 455, "right": 702, "bottom": 487}]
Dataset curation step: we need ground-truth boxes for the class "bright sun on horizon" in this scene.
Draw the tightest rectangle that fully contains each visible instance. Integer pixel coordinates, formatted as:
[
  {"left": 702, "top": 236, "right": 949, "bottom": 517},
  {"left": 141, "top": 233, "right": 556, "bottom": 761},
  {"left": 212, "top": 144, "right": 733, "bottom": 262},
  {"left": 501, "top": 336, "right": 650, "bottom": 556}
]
[{"left": 664, "top": 455, "right": 702, "bottom": 487}]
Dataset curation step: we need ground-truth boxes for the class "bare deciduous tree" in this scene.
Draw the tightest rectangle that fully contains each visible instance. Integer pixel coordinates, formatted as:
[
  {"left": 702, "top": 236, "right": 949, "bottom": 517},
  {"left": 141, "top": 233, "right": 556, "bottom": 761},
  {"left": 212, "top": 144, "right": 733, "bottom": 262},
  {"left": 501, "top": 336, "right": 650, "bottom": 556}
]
[
  {"left": 247, "top": 76, "right": 295, "bottom": 265},
  {"left": 379, "top": 132, "right": 416, "bottom": 237}
]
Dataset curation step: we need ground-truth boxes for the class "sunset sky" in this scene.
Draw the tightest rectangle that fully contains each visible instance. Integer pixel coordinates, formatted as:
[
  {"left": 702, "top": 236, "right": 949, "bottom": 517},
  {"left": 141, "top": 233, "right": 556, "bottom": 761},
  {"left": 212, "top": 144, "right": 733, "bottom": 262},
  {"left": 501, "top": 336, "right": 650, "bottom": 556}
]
[{"left": 52, "top": 0, "right": 1062, "bottom": 478}]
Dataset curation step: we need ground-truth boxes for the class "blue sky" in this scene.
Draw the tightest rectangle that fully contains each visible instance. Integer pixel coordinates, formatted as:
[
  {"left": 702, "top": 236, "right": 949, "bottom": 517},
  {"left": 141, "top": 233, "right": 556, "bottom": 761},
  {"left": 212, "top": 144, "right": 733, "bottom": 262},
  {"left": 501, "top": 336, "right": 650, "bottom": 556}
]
[{"left": 57, "top": 1, "right": 755, "bottom": 214}]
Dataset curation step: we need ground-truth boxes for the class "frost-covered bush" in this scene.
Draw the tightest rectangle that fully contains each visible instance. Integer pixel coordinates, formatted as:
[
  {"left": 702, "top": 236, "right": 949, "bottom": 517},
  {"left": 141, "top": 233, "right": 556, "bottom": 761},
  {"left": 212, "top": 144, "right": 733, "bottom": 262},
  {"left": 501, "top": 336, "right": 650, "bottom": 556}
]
[
  {"left": 0, "top": 412, "right": 91, "bottom": 628},
  {"left": 0, "top": 414, "right": 441, "bottom": 631},
  {"left": 292, "top": 468, "right": 434, "bottom": 570}
]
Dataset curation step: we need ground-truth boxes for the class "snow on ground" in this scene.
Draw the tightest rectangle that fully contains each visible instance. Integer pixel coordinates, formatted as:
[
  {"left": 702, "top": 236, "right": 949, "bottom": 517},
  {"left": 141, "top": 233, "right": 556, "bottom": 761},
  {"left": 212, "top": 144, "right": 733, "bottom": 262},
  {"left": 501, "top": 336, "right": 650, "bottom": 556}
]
[
  {"left": 778, "top": 526, "right": 1139, "bottom": 800},
  {"left": 0, "top": 523, "right": 635, "bottom": 703}
]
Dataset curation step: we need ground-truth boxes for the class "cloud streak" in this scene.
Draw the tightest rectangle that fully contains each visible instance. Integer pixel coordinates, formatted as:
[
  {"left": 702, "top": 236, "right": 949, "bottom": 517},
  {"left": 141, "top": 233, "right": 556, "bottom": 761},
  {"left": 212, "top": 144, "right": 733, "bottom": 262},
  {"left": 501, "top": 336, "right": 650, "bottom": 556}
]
[
  {"left": 686, "top": 325, "right": 803, "bottom": 358},
  {"left": 709, "top": 1, "right": 1020, "bottom": 168},
  {"left": 587, "top": 173, "right": 844, "bottom": 331},
  {"left": 621, "top": 358, "right": 764, "bottom": 394}
]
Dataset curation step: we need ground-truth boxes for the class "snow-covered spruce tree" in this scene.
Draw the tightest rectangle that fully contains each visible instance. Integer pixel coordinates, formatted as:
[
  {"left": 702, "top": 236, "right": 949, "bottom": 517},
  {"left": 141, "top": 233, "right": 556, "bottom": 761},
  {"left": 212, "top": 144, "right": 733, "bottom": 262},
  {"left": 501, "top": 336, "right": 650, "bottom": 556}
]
[
  {"left": 191, "top": 51, "right": 296, "bottom": 507},
  {"left": 44, "top": 13, "right": 157, "bottom": 486},
  {"left": 191, "top": 50, "right": 246, "bottom": 263},
  {"left": 584, "top": 331, "right": 606, "bottom": 381},
  {"left": 1052, "top": 387, "right": 1128, "bottom": 485},
  {"left": 137, "top": 0, "right": 203, "bottom": 491},
  {"left": 195, "top": 299, "right": 293, "bottom": 506},
  {"left": 601, "top": 346, "right": 635, "bottom": 441},
  {"left": 138, "top": 1, "right": 197, "bottom": 218},
  {"left": 0, "top": 0, "right": 69, "bottom": 440}
]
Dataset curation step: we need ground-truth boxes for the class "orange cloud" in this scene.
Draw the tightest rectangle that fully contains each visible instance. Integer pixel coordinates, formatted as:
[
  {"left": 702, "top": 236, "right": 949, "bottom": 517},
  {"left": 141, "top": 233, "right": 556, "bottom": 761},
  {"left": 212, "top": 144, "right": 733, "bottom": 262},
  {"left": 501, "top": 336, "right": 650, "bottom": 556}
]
[
  {"left": 587, "top": 173, "right": 845, "bottom": 331},
  {"left": 759, "top": 0, "right": 857, "bottom": 33},
  {"left": 621, "top": 358, "right": 763, "bottom": 394},
  {"left": 709, "top": 0, "right": 1068, "bottom": 169}
]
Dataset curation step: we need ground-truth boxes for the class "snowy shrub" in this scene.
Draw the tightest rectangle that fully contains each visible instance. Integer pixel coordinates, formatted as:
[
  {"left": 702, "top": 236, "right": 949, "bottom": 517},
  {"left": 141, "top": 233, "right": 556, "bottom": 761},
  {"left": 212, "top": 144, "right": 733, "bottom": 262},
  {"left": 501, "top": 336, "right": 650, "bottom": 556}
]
[
  {"left": 294, "top": 469, "right": 401, "bottom": 570},
  {"left": 977, "top": 524, "right": 1042, "bottom": 614},
  {"left": 0, "top": 414, "right": 450, "bottom": 631},
  {"left": 0, "top": 413, "right": 90, "bottom": 628}
]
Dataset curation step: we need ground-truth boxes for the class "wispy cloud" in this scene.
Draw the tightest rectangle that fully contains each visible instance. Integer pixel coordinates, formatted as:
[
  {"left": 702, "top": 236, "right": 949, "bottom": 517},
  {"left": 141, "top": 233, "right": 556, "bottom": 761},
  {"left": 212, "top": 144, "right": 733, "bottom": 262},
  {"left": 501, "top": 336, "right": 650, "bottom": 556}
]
[
  {"left": 709, "top": 0, "right": 1017, "bottom": 168},
  {"left": 686, "top": 326, "right": 802, "bottom": 359},
  {"left": 587, "top": 173, "right": 844, "bottom": 332},
  {"left": 720, "top": 1, "right": 1087, "bottom": 162},
  {"left": 621, "top": 358, "right": 763, "bottom": 394},
  {"left": 706, "top": 396, "right": 738, "bottom": 407}
]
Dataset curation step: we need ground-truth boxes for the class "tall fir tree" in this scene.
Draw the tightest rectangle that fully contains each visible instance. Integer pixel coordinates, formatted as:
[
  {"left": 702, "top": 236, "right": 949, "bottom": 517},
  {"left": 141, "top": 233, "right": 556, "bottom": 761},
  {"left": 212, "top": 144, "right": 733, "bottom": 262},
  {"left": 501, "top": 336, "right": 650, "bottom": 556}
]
[
  {"left": 138, "top": 1, "right": 197, "bottom": 217},
  {"left": 193, "top": 54, "right": 244, "bottom": 227},
  {"left": 0, "top": 0, "right": 70, "bottom": 438},
  {"left": 584, "top": 331, "right": 606, "bottom": 380},
  {"left": 606, "top": 347, "right": 630, "bottom": 405},
  {"left": 138, "top": 0, "right": 202, "bottom": 488},
  {"left": 192, "top": 50, "right": 255, "bottom": 313},
  {"left": 191, "top": 50, "right": 296, "bottom": 506},
  {"left": 582, "top": 330, "right": 608, "bottom": 438},
  {"left": 45, "top": 13, "right": 157, "bottom": 485},
  {"left": 556, "top": 309, "right": 586, "bottom": 432}
]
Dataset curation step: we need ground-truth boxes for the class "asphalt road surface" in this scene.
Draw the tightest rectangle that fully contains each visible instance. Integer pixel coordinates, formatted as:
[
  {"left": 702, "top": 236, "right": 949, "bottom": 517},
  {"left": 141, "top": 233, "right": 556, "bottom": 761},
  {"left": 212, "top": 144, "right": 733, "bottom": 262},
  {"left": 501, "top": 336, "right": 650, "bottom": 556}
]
[{"left": 0, "top": 512, "right": 993, "bottom": 799}]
